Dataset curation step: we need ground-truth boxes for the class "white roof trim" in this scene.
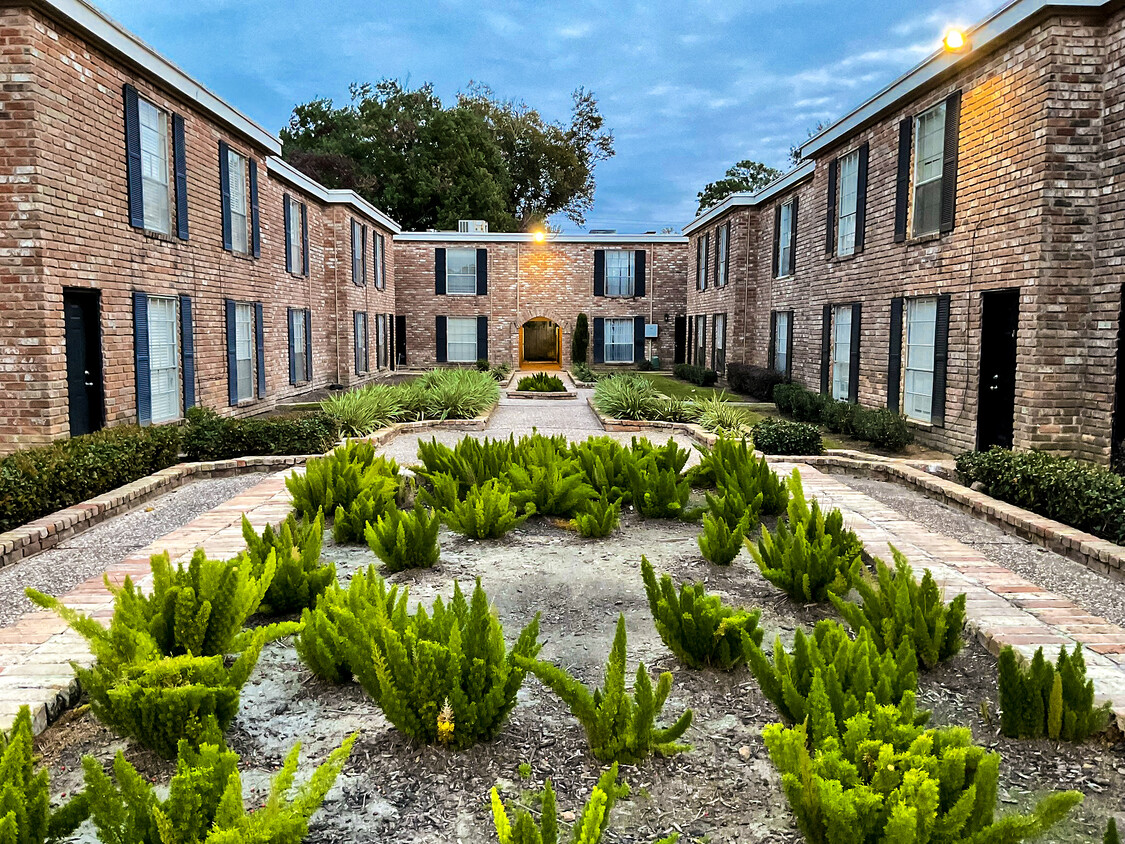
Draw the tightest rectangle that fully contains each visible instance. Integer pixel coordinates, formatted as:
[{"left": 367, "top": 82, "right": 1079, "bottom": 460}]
[
  {"left": 324, "top": 190, "right": 402, "bottom": 234},
  {"left": 682, "top": 161, "right": 815, "bottom": 235},
  {"left": 32, "top": 0, "right": 281, "bottom": 154},
  {"left": 394, "top": 232, "right": 688, "bottom": 244},
  {"left": 799, "top": 0, "right": 1110, "bottom": 158},
  {"left": 266, "top": 158, "right": 402, "bottom": 233}
]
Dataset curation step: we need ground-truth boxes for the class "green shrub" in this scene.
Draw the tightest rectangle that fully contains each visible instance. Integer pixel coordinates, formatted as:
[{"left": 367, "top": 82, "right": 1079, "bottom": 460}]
[
  {"left": 772, "top": 382, "right": 828, "bottom": 422},
  {"left": 242, "top": 510, "right": 335, "bottom": 615},
  {"left": 652, "top": 396, "right": 698, "bottom": 423},
  {"left": 516, "top": 373, "right": 567, "bottom": 392},
  {"left": 519, "top": 614, "right": 691, "bottom": 763},
  {"left": 705, "top": 436, "right": 788, "bottom": 516},
  {"left": 476, "top": 358, "right": 492, "bottom": 372},
  {"left": 320, "top": 385, "right": 403, "bottom": 436},
  {"left": 764, "top": 696, "right": 1082, "bottom": 844},
  {"left": 364, "top": 502, "right": 441, "bottom": 572},
  {"left": 572, "top": 361, "right": 598, "bottom": 384},
  {"left": 335, "top": 575, "right": 541, "bottom": 748},
  {"left": 704, "top": 487, "right": 762, "bottom": 534},
  {"left": 0, "top": 423, "right": 181, "bottom": 534},
  {"left": 592, "top": 374, "right": 659, "bottom": 420},
  {"left": 751, "top": 418, "right": 823, "bottom": 456},
  {"left": 509, "top": 439, "right": 596, "bottom": 517},
  {"left": 830, "top": 546, "right": 965, "bottom": 670},
  {"left": 82, "top": 734, "right": 355, "bottom": 843},
  {"left": 749, "top": 470, "right": 862, "bottom": 603},
  {"left": 572, "top": 313, "right": 590, "bottom": 365},
  {"left": 697, "top": 510, "right": 748, "bottom": 565},
  {"left": 570, "top": 494, "right": 621, "bottom": 538},
  {"left": 286, "top": 440, "right": 398, "bottom": 522},
  {"left": 331, "top": 475, "right": 400, "bottom": 544},
  {"left": 1107, "top": 818, "right": 1121, "bottom": 844},
  {"left": 625, "top": 459, "right": 698, "bottom": 520},
  {"left": 726, "top": 363, "right": 787, "bottom": 401},
  {"left": 694, "top": 394, "right": 748, "bottom": 436},
  {"left": 570, "top": 437, "right": 633, "bottom": 503},
  {"left": 820, "top": 398, "right": 859, "bottom": 435},
  {"left": 672, "top": 364, "right": 718, "bottom": 387},
  {"left": 443, "top": 479, "right": 530, "bottom": 539},
  {"left": 489, "top": 362, "right": 512, "bottom": 382},
  {"left": 183, "top": 406, "right": 338, "bottom": 461},
  {"left": 630, "top": 436, "right": 691, "bottom": 475},
  {"left": 998, "top": 644, "right": 1112, "bottom": 740},
  {"left": 417, "top": 435, "right": 515, "bottom": 492},
  {"left": 412, "top": 368, "right": 499, "bottom": 419},
  {"left": 957, "top": 447, "right": 1125, "bottom": 545},
  {"left": 641, "top": 556, "right": 761, "bottom": 669},
  {"left": 852, "top": 406, "right": 913, "bottom": 451}
]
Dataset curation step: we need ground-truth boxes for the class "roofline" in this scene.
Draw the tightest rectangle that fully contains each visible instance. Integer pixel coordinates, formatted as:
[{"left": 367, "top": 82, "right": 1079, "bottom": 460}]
[
  {"left": 393, "top": 232, "right": 688, "bottom": 244},
  {"left": 799, "top": 0, "right": 1112, "bottom": 158},
  {"left": 266, "top": 158, "right": 402, "bottom": 233},
  {"left": 21, "top": 0, "right": 281, "bottom": 154},
  {"left": 682, "top": 161, "right": 815, "bottom": 235}
]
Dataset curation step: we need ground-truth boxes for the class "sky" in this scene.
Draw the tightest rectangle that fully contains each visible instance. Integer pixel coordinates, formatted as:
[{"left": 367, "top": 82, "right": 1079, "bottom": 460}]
[{"left": 97, "top": 0, "right": 1003, "bottom": 233}]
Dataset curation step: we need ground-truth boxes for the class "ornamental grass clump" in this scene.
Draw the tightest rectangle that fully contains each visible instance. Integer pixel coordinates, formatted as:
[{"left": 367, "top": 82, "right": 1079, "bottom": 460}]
[
  {"left": 517, "top": 614, "right": 692, "bottom": 763},
  {"left": 286, "top": 441, "right": 399, "bottom": 521},
  {"left": 364, "top": 502, "right": 441, "bottom": 572},
  {"left": 516, "top": 373, "right": 567, "bottom": 392},
  {"left": 320, "top": 384, "right": 403, "bottom": 436},
  {"left": 592, "top": 374, "right": 659, "bottom": 420},
  {"left": 331, "top": 474, "right": 400, "bottom": 543},
  {"left": 332, "top": 576, "right": 541, "bottom": 748},
  {"left": 998, "top": 644, "right": 1112, "bottom": 740},
  {"left": 242, "top": 510, "right": 335, "bottom": 615},
  {"left": 412, "top": 367, "right": 499, "bottom": 419},
  {"left": 830, "top": 545, "right": 966, "bottom": 670},
  {"left": 764, "top": 695, "right": 1082, "bottom": 844},
  {"left": 570, "top": 494, "right": 621, "bottom": 538},
  {"left": 641, "top": 556, "right": 761, "bottom": 670},
  {"left": 443, "top": 478, "right": 530, "bottom": 539},
  {"left": 693, "top": 393, "right": 748, "bottom": 436}
]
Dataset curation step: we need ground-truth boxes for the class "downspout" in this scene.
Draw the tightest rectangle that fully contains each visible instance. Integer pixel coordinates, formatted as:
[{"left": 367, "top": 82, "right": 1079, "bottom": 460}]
[{"left": 333, "top": 209, "right": 341, "bottom": 385}]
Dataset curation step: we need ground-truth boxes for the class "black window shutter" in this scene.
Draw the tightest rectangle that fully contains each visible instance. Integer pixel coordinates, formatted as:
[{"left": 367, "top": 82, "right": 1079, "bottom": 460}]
[
  {"left": 635, "top": 249, "right": 646, "bottom": 297},
  {"left": 825, "top": 158, "right": 838, "bottom": 255},
  {"left": 932, "top": 293, "right": 952, "bottom": 425},
  {"left": 225, "top": 299, "right": 237, "bottom": 405},
  {"left": 361, "top": 226, "right": 368, "bottom": 284},
  {"left": 476, "top": 248, "right": 488, "bottom": 295},
  {"left": 283, "top": 195, "right": 292, "bottom": 274},
  {"left": 723, "top": 223, "right": 731, "bottom": 284},
  {"left": 180, "top": 294, "right": 195, "bottom": 410},
  {"left": 395, "top": 314, "right": 407, "bottom": 366},
  {"left": 435, "top": 315, "right": 447, "bottom": 363},
  {"left": 789, "top": 197, "right": 799, "bottom": 274},
  {"left": 772, "top": 204, "right": 782, "bottom": 277},
  {"left": 940, "top": 91, "right": 962, "bottom": 234},
  {"left": 888, "top": 297, "right": 904, "bottom": 412},
  {"left": 820, "top": 304, "right": 832, "bottom": 394},
  {"left": 894, "top": 118, "right": 913, "bottom": 243},
  {"left": 701, "top": 235, "right": 708, "bottom": 289},
  {"left": 686, "top": 316, "right": 693, "bottom": 364},
  {"left": 785, "top": 311, "right": 795, "bottom": 379},
  {"left": 848, "top": 302, "right": 862, "bottom": 404},
  {"left": 304, "top": 309, "right": 313, "bottom": 380},
  {"left": 477, "top": 316, "right": 489, "bottom": 361},
  {"left": 768, "top": 312, "right": 777, "bottom": 370},
  {"left": 352, "top": 223, "right": 360, "bottom": 284},
  {"left": 218, "top": 141, "right": 232, "bottom": 251},
  {"left": 249, "top": 159, "right": 260, "bottom": 258},
  {"left": 713, "top": 229, "right": 721, "bottom": 285},
  {"left": 133, "top": 291, "right": 150, "bottom": 425},
  {"left": 301, "top": 203, "right": 309, "bottom": 277},
  {"left": 254, "top": 301, "right": 266, "bottom": 398},
  {"left": 435, "top": 248, "right": 447, "bottom": 295},
  {"left": 379, "top": 234, "right": 386, "bottom": 289},
  {"left": 172, "top": 113, "right": 188, "bottom": 240},
  {"left": 593, "top": 317, "right": 605, "bottom": 364},
  {"left": 634, "top": 315, "right": 645, "bottom": 363},
  {"left": 695, "top": 241, "right": 702, "bottom": 290},
  {"left": 288, "top": 308, "right": 297, "bottom": 385},
  {"left": 710, "top": 314, "right": 717, "bottom": 369},
  {"left": 854, "top": 142, "right": 870, "bottom": 253},
  {"left": 593, "top": 250, "right": 605, "bottom": 297},
  {"left": 123, "top": 85, "right": 144, "bottom": 229}
]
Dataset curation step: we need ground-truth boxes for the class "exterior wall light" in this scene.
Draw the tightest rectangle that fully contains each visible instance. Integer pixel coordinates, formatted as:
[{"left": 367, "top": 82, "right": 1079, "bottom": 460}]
[
  {"left": 943, "top": 28, "right": 968, "bottom": 52},
  {"left": 532, "top": 230, "right": 546, "bottom": 243}
]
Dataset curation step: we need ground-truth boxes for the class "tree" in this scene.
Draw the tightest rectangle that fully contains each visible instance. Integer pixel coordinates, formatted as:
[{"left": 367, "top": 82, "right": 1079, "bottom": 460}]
[
  {"left": 572, "top": 313, "right": 589, "bottom": 364},
  {"left": 696, "top": 160, "right": 782, "bottom": 213},
  {"left": 789, "top": 120, "right": 831, "bottom": 166},
  {"left": 281, "top": 80, "right": 615, "bottom": 232}
]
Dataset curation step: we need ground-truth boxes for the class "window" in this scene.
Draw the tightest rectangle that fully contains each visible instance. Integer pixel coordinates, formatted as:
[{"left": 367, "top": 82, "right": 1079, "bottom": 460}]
[
  {"left": 831, "top": 305, "right": 852, "bottom": 401},
  {"left": 138, "top": 99, "right": 171, "bottom": 234},
  {"left": 352, "top": 221, "right": 366, "bottom": 285},
  {"left": 904, "top": 297, "right": 937, "bottom": 423},
  {"left": 605, "top": 251, "right": 635, "bottom": 297},
  {"left": 777, "top": 201, "right": 795, "bottom": 277},
  {"left": 234, "top": 302, "right": 255, "bottom": 401},
  {"left": 773, "top": 311, "right": 791, "bottom": 374},
  {"left": 713, "top": 313, "right": 726, "bottom": 374},
  {"left": 375, "top": 233, "right": 386, "bottom": 289},
  {"left": 147, "top": 296, "right": 180, "bottom": 423},
  {"left": 355, "top": 312, "right": 368, "bottom": 373},
  {"left": 286, "top": 196, "right": 304, "bottom": 275},
  {"left": 837, "top": 150, "right": 860, "bottom": 256},
  {"left": 447, "top": 316, "right": 477, "bottom": 362},
  {"left": 716, "top": 225, "right": 729, "bottom": 287},
  {"left": 376, "top": 314, "right": 387, "bottom": 368},
  {"left": 697, "top": 234, "right": 709, "bottom": 290},
  {"left": 603, "top": 318, "right": 634, "bottom": 364},
  {"left": 225, "top": 149, "right": 248, "bottom": 254},
  {"left": 695, "top": 316, "right": 706, "bottom": 364},
  {"left": 446, "top": 248, "right": 477, "bottom": 295},
  {"left": 291, "top": 309, "right": 308, "bottom": 383},
  {"left": 913, "top": 102, "right": 946, "bottom": 237}
]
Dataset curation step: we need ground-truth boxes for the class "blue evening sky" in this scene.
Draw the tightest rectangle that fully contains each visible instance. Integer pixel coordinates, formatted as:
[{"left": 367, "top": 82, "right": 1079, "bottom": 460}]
[{"left": 97, "top": 0, "right": 1001, "bottom": 233}]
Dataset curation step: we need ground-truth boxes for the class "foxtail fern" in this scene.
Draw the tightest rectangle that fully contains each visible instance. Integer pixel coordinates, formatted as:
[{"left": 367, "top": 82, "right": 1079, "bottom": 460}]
[
  {"left": 242, "top": 510, "right": 335, "bottom": 615},
  {"left": 364, "top": 502, "right": 441, "bottom": 572}
]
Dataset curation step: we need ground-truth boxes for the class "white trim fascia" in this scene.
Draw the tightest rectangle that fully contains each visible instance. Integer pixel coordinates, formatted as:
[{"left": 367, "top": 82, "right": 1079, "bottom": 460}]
[
  {"left": 265, "top": 158, "right": 402, "bottom": 232},
  {"left": 324, "top": 189, "right": 402, "bottom": 234},
  {"left": 393, "top": 232, "right": 688, "bottom": 244},
  {"left": 682, "top": 161, "right": 815, "bottom": 235}
]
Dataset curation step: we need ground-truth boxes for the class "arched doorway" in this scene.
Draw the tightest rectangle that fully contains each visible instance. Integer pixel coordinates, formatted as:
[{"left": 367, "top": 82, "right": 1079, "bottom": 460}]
[{"left": 520, "top": 318, "right": 561, "bottom": 366}]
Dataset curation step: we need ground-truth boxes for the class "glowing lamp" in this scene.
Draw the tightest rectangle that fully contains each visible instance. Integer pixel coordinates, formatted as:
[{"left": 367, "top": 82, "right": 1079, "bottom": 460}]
[
  {"left": 532, "top": 230, "right": 546, "bottom": 243},
  {"left": 943, "top": 28, "right": 967, "bottom": 52}
]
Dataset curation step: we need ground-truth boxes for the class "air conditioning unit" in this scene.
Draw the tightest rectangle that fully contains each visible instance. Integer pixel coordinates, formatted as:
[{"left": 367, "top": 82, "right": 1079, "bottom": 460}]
[{"left": 458, "top": 219, "right": 489, "bottom": 233}]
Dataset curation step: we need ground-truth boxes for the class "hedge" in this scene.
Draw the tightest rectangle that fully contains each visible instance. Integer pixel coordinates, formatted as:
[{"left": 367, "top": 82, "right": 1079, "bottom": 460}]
[
  {"left": 772, "top": 382, "right": 913, "bottom": 453},
  {"left": 672, "top": 364, "right": 718, "bottom": 387},
  {"left": 727, "top": 363, "right": 788, "bottom": 401},
  {"left": 957, "top": 447, "right": 1125, "bottom": 546},
  {"left": 752, "top": 418, "right": 823, "bottom": 456},
  {"left": 182, "top": 407, "right": 339, "bottom": 461}
]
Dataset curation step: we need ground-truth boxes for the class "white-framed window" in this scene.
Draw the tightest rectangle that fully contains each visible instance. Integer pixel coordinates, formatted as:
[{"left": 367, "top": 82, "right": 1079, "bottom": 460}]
[
  {"left": 447, "top": 248, "right": 478, "bottom": 295},
  {"left": 904, "top": 297, "right": 937, "bottom": 423},
  {"left": 227, "top": 149, "right": 248, "bottom": 254},
  {"left": 831, "top": 304, "right": 853, "bottom": 401},
  {"left": 713, "top": 313, "right": 726, "bottom": 373},
  {"left": 147, "top": 296, "right": 180, "bottom": 423},
  {"left": 777, "top": 200, "right": 795, "bottom": 277},
  {"left": 447, "top": 316, "right": 477, "bottom": 362},
  {"left": 138, "top": 99, "right": 171, "bottom": 235},
  {"left": 913, "top": 102, "right": 946, "bottom": 237},
  {"left": 287, "top": 196, "right": 304, "bottom": 275},
  {"left": 355, "top": 311, "right": 368, "bottom": 373},
  {"left": 837, "top": 150, "right": 860, "bottom": 256},
  {"left": 292, "top": 309, "right": 308, "bottom": 383},
  {"left": 773, "top": 311, "right": 790, "bottom": 374},
  {"left": 375, "top": 233, "right": 386, "bottom": 289},
  {"left": 697, "top": 234, "right": 709, "bottom": 290},
  {"left": 716, "top": 225, "right": 729, "bottom": 287},
  {"left": 604, "top": 318, "right": 634, "bottom": 364},
  {"left": 605, "top": 251, "right": 636, "bottom": 297},
  {"left": 234, "top": 302, "right": 255, "bottom": 401},
  {"left": 376, "top": 314, "right": 387, "bottom": 369}
]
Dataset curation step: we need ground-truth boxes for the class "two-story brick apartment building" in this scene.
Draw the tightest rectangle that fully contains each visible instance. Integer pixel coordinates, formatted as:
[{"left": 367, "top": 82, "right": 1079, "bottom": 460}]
[{"left": 685, "top": 0, "right": 1125, "bottom": 465}]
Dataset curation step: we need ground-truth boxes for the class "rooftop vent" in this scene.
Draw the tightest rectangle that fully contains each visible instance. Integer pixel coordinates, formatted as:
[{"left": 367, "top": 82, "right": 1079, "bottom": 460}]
[
  {"left": 458, "top": 219, "right": 489, "bottom": 233},
  {"left": 589, "top": 228, "right": 617, "bottom": 235}
]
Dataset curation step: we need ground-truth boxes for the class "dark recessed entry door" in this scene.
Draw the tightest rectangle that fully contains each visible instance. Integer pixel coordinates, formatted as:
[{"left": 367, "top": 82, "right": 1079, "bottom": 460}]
[
  {"left": 977, "top": 288, "right": 1020, "bottom": 450},
  {"left": 523, "top": 321, "right": 558, "bottom": 363},
  {"left": 673, "top": 315, "right": 686, "bottom": 365},
  {"left": 63, "top": 288, "right": 105, "bottom": 437}
]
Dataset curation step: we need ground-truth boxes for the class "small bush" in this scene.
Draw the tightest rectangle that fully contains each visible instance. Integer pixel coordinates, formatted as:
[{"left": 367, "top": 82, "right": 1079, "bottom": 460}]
[
  {"left": 652, "top": 396, "right": 698, "bottom": 423},
  {"left": 636, "top": 357, "right": 655, "bottom": 372},
  {"left": 570, "top": 494, "right": 621, "bottom": 538},
  {"left": 672, "top": 363, "right": 718, "bottom": 387},
  {"left": 726, "top": 363, "right": 787, "bottom": 400},
  {"left": 412, "top": 368, "right": 500, "bottom": 419},
  {"left": 642, "top": 556, "right": 761, "bottom": 669},
  {"left": 183, "top": 406, "right": 338, "bottom": 461},
  {"left": 570, "top": 437, "right": 633, "bottom": 503},
  {"left": 704, "top": 487, "right": 762, "bottom": 533},
  {"left": 752, "top": 418, "right": 823, "bottom": 456},
  {"left": 489, "top": 362, "right": 512, "bottom": 383},
  {"left": 0, "top": 424, "right": 181, "bottom": 534},
  {"left": 592, "top": 374, "right": 659, "bottom": 420},
  {"left": 1107, "top": 818, "right": 1121, "bottom": 844},
  {"left": 830, "top": 545, "right": 966, "bottom": 670},
  {"left": 320, "top": 385, "right": 403, "bottom": 437},
  {"left": 852, "top": 406, "right": 913, "bottom": 451},
  {"left": 287, "top": 440, "right": 399, "bottom": 522},
  {"left": 694, "top": 393, "right": 748, "bottom": 436},
  {"left": 706, "top": 437, "right": 788, "bottom": 516},
  {"left": 518, "top": 614, "right": 692, "bottom": 763},
  {"left": 771, "top": 382, "right": 828, "bottom": 423},
  {"left": 572, "top": 313, "right": 590, "bottom": 365},
  {"left": 509, "top": 438, "right": 596, "bottom": 517},
  {"left": 697, "top": 510, "right": 748, "bottom": 565},
  {"left": 516, "top": 373, "right": 567, "bottom": 392},
  {"left": 332, "top": 475, "right": 400, "bottom": 544},
  {"left": 416, "top": 435, "right": 515, "bottom": 493},
  {"left": 476, "top": 358, "right": 491, "bottom": 372},
  {"left": 242, "top": 510, "right": 335, "bottom": 615},
  {"left": 571, "top": 361, "right": 598, "bottom": 384},
  {"left": 364, "top": 502, "right": 441, "bottom": 572},
  {"left": 631, "top": 436, "right": 691, "bottom": 475},
  {"left": 443, "top": 479, "right": 530, "bottom": 539},
  {"left": 999, "top": 644, "right": 1112, "bottom": 740},
  {"left": 626, "top": 460, "right": 698, "bottom": 521}
]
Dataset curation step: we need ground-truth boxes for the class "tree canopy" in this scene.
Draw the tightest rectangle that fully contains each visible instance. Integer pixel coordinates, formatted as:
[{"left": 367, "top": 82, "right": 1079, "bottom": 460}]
[
  {"left": 280, "top": 80, "right": 615, "bottom": 232},
  {"left": 696, "top": 160, "right": 782, "bottom": 213}
]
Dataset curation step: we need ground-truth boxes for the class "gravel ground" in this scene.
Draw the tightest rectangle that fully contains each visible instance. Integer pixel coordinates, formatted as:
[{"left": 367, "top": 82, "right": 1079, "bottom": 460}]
[
  {"left": 0, "top": 473, "right": 268, "bottom": 626},
  {"left": 836, "top": 472, "right": 1125, "bottom": 629}
]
